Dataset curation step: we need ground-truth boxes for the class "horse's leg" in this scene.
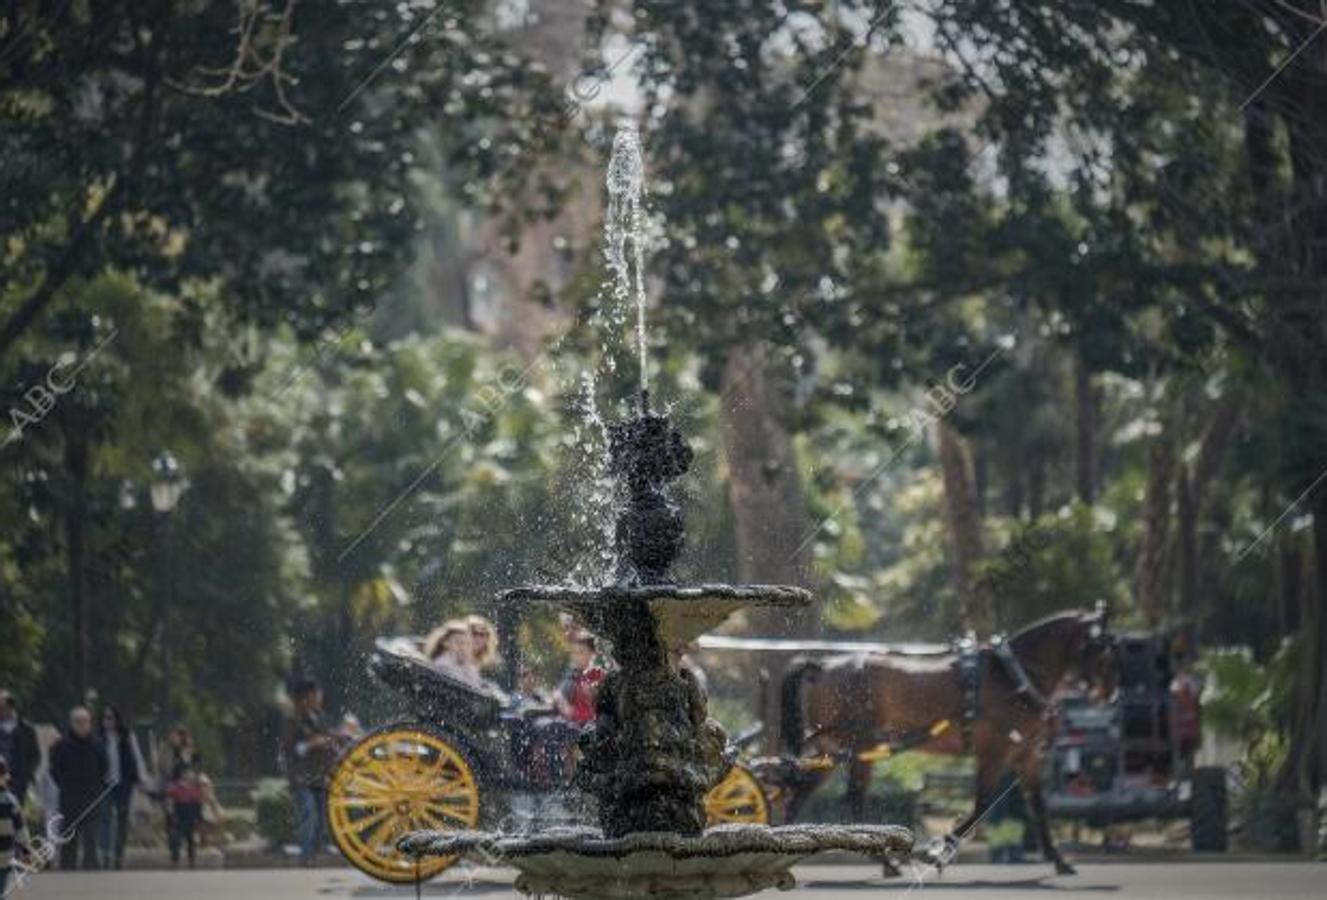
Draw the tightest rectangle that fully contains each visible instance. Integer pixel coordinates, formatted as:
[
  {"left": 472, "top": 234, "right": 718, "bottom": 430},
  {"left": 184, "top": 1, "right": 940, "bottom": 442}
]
[
  {"left": 844, "top": 756, "right": 872, "bottom": 822},
  {"left": 1014, "top": 750, "right": 1075, "bottom": 875},
  {"left": 840, "top": 754, "right": 904, "bottom": 878},
  {"left": 918, "top": 737, "right": 1003, "bottom": 869},
  {"left": 950, "top": 734, "right": 1004, "bottom": 840}
]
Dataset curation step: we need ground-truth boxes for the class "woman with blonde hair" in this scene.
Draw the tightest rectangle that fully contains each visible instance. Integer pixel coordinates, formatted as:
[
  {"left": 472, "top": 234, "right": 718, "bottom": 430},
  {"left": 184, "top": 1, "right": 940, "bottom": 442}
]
[
  {"left": 466, "top": 615, "right": 500, "bottom": 675},
  {"left": 423, "top": 619, "right": 479, "bottom": 686}
]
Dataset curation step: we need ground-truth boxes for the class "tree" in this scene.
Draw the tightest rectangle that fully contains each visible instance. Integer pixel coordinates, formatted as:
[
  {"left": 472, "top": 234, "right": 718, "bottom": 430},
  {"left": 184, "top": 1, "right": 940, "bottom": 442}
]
[{"left": 1, "top": 0, "right": 561, "bottom": 360}]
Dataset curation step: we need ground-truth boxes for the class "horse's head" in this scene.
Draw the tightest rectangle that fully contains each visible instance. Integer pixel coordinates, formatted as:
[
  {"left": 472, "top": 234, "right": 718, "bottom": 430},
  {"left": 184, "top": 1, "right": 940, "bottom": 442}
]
[{"left": 1074, "top": 601, "right": 1118, "bottom": 700}]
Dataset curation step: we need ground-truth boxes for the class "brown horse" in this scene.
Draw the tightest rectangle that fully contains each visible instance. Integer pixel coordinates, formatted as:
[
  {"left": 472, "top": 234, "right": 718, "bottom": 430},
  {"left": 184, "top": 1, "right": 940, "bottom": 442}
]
[{"left": 779, "top": 607, "right": 1114, "bottom": 875}]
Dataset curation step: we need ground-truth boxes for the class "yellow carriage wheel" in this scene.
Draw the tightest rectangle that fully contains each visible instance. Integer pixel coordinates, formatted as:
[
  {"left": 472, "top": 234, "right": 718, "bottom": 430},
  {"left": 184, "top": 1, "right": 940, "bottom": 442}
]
[
  {"left": 327, "top": 726, "right": 481, "bottom": 883},
  {"left": 705, "top": 764, "right": 770, "bottom": 826}
]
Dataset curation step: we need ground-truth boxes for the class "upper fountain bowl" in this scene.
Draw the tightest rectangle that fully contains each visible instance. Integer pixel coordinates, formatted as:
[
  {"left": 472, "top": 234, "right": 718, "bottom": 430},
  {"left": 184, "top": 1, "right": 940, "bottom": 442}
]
[{"left": 502, "top": 583, "right": 810, "bottom": 656}]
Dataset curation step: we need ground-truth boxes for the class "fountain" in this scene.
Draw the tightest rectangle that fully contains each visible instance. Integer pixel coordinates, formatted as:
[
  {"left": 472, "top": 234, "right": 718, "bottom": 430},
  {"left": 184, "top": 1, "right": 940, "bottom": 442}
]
[{"left": 398, "top": 125, "right": 911, "bottom": 899}]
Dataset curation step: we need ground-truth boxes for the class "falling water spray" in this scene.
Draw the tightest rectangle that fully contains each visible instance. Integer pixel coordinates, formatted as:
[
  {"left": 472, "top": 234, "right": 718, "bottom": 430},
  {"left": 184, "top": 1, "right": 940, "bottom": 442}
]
[{"left": 604, "top": 122, "right": 648, "bottom": 405}]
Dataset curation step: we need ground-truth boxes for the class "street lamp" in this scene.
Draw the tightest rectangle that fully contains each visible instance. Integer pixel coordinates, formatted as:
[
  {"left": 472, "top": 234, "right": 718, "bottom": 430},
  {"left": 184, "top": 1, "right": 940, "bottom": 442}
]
[{"left": 151, "top": 452, "right": 188, "bottom": 730}]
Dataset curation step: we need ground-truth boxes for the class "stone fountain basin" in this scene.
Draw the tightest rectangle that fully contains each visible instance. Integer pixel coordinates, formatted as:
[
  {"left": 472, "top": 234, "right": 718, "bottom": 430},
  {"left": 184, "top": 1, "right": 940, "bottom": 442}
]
[
  {"left": 399, "top": 823, "right": 912, "bottom": 900},
  {"left": 500, "top": 583, "right": 810, "bottom": 654}
]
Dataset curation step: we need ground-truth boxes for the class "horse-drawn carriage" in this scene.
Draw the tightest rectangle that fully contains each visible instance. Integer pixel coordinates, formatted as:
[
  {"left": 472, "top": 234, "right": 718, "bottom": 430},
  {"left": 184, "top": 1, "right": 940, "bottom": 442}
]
[
  {"left": 326, "top": 638, "right": 770, "bottom": 883},
  {"left": 329, "top": 607, "right": 1119, "bottom": 882},
  {"left": 701, "top": 607, "right": 1119, "bottom": 874}
]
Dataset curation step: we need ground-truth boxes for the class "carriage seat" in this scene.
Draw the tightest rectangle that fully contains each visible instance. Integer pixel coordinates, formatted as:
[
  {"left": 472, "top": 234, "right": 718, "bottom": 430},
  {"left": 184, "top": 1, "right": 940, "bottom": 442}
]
[{"left": 367, "top": 642, "right": 503, "bottom": 727}]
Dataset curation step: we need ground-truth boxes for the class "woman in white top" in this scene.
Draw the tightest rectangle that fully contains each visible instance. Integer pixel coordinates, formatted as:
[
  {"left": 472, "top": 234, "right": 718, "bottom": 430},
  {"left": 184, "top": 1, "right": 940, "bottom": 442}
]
[
  {"left": 423, "top": 620, "right": 481, "bottom": 686},
  {"left": 98, "top": 705, "right": 148, "bottom": 869}
]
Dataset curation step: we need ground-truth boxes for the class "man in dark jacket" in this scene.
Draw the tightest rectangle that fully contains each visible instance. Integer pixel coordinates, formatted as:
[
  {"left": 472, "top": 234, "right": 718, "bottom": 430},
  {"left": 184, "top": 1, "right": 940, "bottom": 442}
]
[
  {"left": 282, "top": 679, "right": 338, "bottom": 866},
  {"left": 0, "top": 690, "right": 41, "bottom": 804},
  {"left": 49, "top": 706, "right": 107, "bottom": 870}
]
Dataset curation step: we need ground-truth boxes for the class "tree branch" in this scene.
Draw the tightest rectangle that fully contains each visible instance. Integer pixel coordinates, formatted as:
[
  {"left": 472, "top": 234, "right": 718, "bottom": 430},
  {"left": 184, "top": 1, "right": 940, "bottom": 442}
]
[{"left": 0, "top": 182, "right": 117, "bottom": 362}]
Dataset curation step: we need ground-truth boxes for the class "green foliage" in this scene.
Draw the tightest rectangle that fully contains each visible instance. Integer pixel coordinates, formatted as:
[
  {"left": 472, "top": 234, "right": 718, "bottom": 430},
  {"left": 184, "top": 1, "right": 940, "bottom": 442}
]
[
  {"left": 0, "top": 1, "right": 563, "bottom": 347},
  {"left": 975, "top": 503, "right": 1128, "bottom": 629},
  {"left": 1198, "top": 647, "right": 1276, "bottom": 741},
  {"left": 1197, "top": 642, "right": 1298, "bottom": 788},
  {"left": 252, "top": 779, "right": 296, "bottom": 851},
  {"left": 0, "top": 595, "right": 43, "bottom": 695},
  {"left": 794, "top": 767, "right": 920, "bottom": 829},
  {"left": 984, "top": 819, "right": 1026, "bottom": 848}
]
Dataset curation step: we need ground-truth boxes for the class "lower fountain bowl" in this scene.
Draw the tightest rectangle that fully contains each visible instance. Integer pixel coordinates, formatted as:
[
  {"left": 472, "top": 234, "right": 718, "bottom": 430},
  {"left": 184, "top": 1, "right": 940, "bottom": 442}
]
[{"left": 399, "top": 823, "right": 913, "bottom": 900}]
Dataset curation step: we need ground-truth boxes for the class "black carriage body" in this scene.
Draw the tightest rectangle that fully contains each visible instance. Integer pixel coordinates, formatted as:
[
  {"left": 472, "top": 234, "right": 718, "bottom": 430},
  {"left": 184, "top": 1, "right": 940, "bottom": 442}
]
[
  {"left": 366, "top": 650, "right": 521, "bottom": 788},
  {"left": 327, "top": 644, "right": 772, "bottom": 885}
]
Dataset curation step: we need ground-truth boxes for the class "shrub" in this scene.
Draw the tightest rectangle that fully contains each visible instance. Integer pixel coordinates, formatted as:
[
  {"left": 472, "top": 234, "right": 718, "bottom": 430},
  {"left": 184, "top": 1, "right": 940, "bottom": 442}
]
[{"left": 253, "top": 779, "right": 295, "bottom": 850}]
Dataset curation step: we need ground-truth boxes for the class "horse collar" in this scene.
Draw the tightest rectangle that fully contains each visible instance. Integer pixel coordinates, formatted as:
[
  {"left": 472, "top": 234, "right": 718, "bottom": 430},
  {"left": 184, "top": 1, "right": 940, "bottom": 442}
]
[{"left": 993, "top": 638, "right": 1050, "bottom": 710}]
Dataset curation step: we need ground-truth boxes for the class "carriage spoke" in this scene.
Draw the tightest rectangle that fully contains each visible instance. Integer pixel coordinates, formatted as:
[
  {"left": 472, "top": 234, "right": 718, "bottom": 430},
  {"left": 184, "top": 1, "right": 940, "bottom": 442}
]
[
  {"left": 363, "top": 810, "right": 405, "bottom": 851},
  {"left": 347, "top": 767, "right": 396, "bottom": 796},
  {"left": 429, "top": 779, "right": 476, "bottom": 799},
  {"left": 424, "top": 801, "right": 475, "bottom": 825},
  {"left": 428, "top": 791, "right": 477, "bottom": 812},
  {"left": 347, "top": 805, "right": 396, "bottom": 841},
  {"left": 414, "top": 807, "right": 452, "bottom": 832}
]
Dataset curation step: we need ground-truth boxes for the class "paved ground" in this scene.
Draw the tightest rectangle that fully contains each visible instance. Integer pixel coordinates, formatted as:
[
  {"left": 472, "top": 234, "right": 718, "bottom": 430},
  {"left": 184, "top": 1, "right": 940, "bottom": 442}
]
[{"left": 14, "top": 862, "right": 1325, "bottom": 899}]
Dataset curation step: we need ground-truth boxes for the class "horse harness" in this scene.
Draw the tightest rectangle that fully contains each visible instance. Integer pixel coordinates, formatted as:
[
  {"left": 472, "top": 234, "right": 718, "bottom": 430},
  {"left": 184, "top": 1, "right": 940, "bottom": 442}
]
[
  {"left": 955, "top": 634, "right": 1050, "bottom": 749},
  {"left": 991, "top": 635, "right": 1051, "bottom": 710}
]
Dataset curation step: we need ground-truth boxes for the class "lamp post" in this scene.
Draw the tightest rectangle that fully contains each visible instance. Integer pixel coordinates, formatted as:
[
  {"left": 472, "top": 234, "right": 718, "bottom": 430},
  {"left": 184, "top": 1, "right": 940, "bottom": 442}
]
[{"left": 151, "top": 452, "right": 187, "bottom": 730}]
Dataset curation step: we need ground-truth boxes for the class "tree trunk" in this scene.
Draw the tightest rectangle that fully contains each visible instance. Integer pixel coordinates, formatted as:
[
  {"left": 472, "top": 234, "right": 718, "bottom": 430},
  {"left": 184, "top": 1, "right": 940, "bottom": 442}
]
[
  {"left": 1074, "top": 352, "right": 1096, "bottom": 505},
  {"left": 720, "top": 342, "right": 813, "bottom": 593},
  {"left": 1277, "top": 500, "right": 1327, "bottom": 796},
  {"left": 972, "top": 435, "right": 988, "bottom": 518},
  {"left": 1027, "top": 444, "right": 1046, "bottom": 519},
  {"left": 937, "top": 421, "right": 990, "bottom": 636},
  {"left": 1001, "top": 433, "right": 1025, "bottom": 518},
  {"left": 1178, "top": 390, "right": 1243, "bottom": 647},
  {"left": 1279, "top": 533, "right": 1303, "bottom": 637},
  {"left": 1313, "top": 504, "right": 1327, "bottom": 793},
  {"left": 1136, "top": 429, "right": 1174, "bottom": 627},
  {"left": 719, "top": 343, "right": 814, "bottom": 753},
  {"left": 64, "top": 432, "right": 90, "bottom": 698},
  {"left": 1176, "top": 464, "right": 1198, "bottom": 629}
]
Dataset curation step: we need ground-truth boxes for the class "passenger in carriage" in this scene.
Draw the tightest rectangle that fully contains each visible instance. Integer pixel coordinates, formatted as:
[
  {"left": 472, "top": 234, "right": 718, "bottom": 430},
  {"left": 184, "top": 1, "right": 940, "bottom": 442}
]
[
  {"left": 466, "top": 615, "right": 501, "bottom": 680},
  {"left": 554, "top": 632, "right": 605, "bottom": 726},
  {"left": 423, "top": 619, "right": 482, "bottom": 687}
]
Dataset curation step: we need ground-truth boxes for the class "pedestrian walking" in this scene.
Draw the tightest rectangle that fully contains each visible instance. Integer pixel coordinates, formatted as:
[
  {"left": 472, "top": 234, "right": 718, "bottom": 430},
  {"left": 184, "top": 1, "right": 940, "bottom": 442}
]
[
  {"left": 159, "top": 725, "right": 200, "bottom": 854},
  {"left": 97, "top": 706, "right": 146, "bottom": 869},
  {"left": 0, "top": 690, "right": 41, "bottom": 805},
  {"left": 49, "top": 706, "right": 107, "bottom": 870},
  {"left": 165, "top": 760, "right": 204, "bottom": 868},
  {"left": 0, "top": 757, "right": 32, "bottom": 896},
  {"left": 166, "top": 726, "right": 200, "bottom": 778},
  {"left": 282, "top": 679, "right": 338, "bottom": 866}
]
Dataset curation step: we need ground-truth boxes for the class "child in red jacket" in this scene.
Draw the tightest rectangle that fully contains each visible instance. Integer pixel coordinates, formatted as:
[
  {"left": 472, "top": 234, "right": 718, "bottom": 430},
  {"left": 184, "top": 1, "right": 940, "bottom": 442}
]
[{"left": 555, "top": 633, "right": 605, "bottom": 725}]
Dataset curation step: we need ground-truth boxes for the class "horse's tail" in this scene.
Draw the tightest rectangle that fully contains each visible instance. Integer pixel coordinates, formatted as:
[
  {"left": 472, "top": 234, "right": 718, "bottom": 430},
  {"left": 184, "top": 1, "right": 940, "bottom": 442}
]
[{"left": 780, "top": 656, "right": 823, "bottom": 756}]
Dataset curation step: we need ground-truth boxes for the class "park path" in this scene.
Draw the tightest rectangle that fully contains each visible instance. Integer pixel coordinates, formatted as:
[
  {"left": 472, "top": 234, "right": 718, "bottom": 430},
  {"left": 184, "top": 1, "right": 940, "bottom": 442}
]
[{"left": 18, "top": 861, "right": 1327, "bottom": 899}]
